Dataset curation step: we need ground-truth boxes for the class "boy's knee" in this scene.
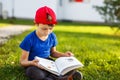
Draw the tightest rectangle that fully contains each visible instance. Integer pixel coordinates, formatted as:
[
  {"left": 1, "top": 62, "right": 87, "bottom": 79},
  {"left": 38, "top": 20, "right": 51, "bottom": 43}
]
[
  {"left": 26, "top": 66, "right": 46, "bottom": 79},
  {"left": 73, "top": 71, "right": 83, "bottom": 80}
]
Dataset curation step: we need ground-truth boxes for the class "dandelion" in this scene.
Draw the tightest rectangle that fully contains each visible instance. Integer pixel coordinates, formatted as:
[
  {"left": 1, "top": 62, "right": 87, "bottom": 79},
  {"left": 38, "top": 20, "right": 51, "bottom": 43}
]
[
  {"left": 11, "top": 62, "right": 14, "bottom": 64},
  {"left": 118, "top": 56, "right": 120, "bottom": 59}
]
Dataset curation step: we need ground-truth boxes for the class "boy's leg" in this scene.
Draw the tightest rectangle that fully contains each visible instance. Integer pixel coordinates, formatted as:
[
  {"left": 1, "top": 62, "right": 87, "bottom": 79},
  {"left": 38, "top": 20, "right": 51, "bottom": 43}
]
[
  {"left": 73, "top": 71, "right": 83, "bottom": 80},
  {"left": 44, "top": 73, "right": 56, "bottom": 80},
  {"left": 54, "top": 70, "right": 75, "bottom": 80},
  {"left": 25, "top": 66, "right": 48, "bottom": 80},
  {"left": 44, "top": 77, "right": 54, "bottom": 80}
]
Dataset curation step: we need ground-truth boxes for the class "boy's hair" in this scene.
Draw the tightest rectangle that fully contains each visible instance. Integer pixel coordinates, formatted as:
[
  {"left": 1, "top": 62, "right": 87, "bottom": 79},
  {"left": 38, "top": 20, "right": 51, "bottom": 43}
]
[{"left": 34, "top": 6, "right": 57, "bottom": 24}]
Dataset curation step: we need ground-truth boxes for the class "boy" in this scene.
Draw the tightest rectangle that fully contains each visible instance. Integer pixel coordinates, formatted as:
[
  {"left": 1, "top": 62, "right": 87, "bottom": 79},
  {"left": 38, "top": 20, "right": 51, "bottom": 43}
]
[{"left": 19, "top": 6, "right": 82, "bottom": 80}]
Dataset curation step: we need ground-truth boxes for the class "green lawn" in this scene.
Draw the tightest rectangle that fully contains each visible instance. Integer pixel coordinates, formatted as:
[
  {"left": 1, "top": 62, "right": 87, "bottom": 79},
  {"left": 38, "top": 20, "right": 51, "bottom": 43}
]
[{"left": 0, "top": 23, "right": 120, "bottom": 80}]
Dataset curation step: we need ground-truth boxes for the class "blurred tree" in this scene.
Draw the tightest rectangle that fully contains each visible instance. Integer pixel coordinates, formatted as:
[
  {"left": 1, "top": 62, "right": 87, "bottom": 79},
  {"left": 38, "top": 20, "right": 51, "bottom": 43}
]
[{"left": 93, "top": 0, "right": 120, "bottom": 28}]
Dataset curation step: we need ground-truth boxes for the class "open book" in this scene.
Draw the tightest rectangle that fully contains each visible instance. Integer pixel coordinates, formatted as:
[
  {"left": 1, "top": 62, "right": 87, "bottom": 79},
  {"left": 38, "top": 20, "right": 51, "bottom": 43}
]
[{"left": 35, "top": 56, "right": 84, "bottom": 76}]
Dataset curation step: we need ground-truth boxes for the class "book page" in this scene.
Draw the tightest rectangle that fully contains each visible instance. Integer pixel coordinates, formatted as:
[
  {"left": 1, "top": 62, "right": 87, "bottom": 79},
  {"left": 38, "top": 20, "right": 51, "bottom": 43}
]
[
  {"left": 55, "top": 57, "right": 83, "bottom": 75},
  {"left": 35, "top": 56, "right": 60, "bottom": 75}
]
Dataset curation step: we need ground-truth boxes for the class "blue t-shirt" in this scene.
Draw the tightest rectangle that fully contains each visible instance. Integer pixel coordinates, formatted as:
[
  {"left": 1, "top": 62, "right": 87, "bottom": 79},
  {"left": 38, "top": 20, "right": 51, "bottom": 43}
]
[{"left": 19, "top": 31, "right": 57, "bottom": 60}]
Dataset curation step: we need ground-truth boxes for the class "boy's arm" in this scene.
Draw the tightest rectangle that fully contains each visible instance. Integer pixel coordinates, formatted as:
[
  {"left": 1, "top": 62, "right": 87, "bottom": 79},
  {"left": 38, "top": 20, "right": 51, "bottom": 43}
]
[
  {"left": 20, "top": 50, "right": 39, "bottom": 67},
  {"left": 50, "top": 47, "right": 74, "bottom": 58}
]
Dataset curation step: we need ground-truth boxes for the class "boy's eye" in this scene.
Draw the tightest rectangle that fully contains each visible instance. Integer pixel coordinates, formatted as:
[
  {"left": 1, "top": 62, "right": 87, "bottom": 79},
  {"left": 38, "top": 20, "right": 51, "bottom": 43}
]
[
  {"left": 42, "top": 28, "right": 48, "bottom": 30},
  {"left": 41, "top": 27, "right": 53, "bottom": 30},
  {"left": 49, "top": 27, "right": 53, "bottom": 30}
]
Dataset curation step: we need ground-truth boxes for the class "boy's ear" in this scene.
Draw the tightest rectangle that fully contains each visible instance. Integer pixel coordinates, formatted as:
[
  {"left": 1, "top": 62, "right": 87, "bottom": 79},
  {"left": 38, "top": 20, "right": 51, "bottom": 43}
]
[
  {"left": 33, "top": 20, "right": 36, "bottom": 24},
  {"left": 33, "top": 20, "right": 39, "bottom": 26}
]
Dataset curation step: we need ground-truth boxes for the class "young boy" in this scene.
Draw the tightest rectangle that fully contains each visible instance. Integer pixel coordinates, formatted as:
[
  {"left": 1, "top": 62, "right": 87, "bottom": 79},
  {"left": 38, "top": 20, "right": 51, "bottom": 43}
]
[{"left": 19, "top": 6, "right": 82, "bottom": 80}]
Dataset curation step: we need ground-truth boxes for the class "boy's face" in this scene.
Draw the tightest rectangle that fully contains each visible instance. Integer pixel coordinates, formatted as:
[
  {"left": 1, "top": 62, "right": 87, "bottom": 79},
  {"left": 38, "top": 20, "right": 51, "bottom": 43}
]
[{"left": 37, "top": 24, "right": 54, "bottom": 36}]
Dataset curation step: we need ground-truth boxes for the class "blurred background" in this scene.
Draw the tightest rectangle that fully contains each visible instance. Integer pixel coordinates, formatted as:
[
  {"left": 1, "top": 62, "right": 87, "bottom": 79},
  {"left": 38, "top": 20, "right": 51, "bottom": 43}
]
[
  {"left": 0, "top": 0, "right": 120, "bottom": 80},
  {"left": 1, "top": 0, "right": 120, "bottom": 25},
  {"left": 0, "top": 0, "right": 104, "bottom": 22}
]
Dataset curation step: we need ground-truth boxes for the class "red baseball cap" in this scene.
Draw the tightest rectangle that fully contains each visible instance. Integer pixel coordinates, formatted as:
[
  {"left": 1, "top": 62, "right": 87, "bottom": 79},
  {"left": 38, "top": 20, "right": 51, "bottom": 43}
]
[{"left": 34, "top": 6, "right": 57, "bottom": 24}]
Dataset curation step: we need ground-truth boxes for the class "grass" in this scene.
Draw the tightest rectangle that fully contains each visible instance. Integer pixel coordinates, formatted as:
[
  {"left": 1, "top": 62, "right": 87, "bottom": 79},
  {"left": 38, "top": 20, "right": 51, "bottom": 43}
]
[
  {"left": 54, "top": 26, "right": 120, "bottom": 80},
  {"left": 0, "top": 23, "right": 11, "bottom": 27},
  {"left": 0, "top": 22, "right": 120, "bottom": 80}
]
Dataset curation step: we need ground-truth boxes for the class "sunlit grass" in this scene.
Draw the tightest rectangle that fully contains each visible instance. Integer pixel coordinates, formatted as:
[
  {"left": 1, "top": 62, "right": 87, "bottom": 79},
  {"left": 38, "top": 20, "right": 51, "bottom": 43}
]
[
  {"left": 55, "top": 25, "right": 120, "bottom": 36},
  {"left": 0, "top": 23, "right": 11, "bottom": 27}
]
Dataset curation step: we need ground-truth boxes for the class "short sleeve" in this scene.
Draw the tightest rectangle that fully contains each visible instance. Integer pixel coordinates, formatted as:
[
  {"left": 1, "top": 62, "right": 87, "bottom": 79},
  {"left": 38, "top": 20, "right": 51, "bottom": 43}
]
[{"left": 19, "top": 36, "right": 32, "bottom": 52}]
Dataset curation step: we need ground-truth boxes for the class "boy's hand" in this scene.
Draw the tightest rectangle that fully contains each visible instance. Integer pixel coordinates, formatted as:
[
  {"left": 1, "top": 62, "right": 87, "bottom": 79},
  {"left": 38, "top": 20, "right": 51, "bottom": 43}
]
[
  {"left": 64, "top": 51, "right": 74, "bottom": 57},
  {"left": 30, "top": 59, "right": 39, "bottom": 67},
  {"left": 33, "top": 59, "right": 44, "bottom": 69}
]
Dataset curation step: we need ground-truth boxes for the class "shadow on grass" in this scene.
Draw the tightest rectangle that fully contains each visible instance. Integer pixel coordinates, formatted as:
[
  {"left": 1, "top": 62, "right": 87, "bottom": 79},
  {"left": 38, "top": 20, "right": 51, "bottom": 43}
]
[
  {"left": 0, "top": 18, "right": 34, "bottom": 25},
  {"left": 57, "top": 22, "right": 110, "bottom": 27},
  {"left": 0, "top": 65, "right": 28, "bottom": 80}
]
